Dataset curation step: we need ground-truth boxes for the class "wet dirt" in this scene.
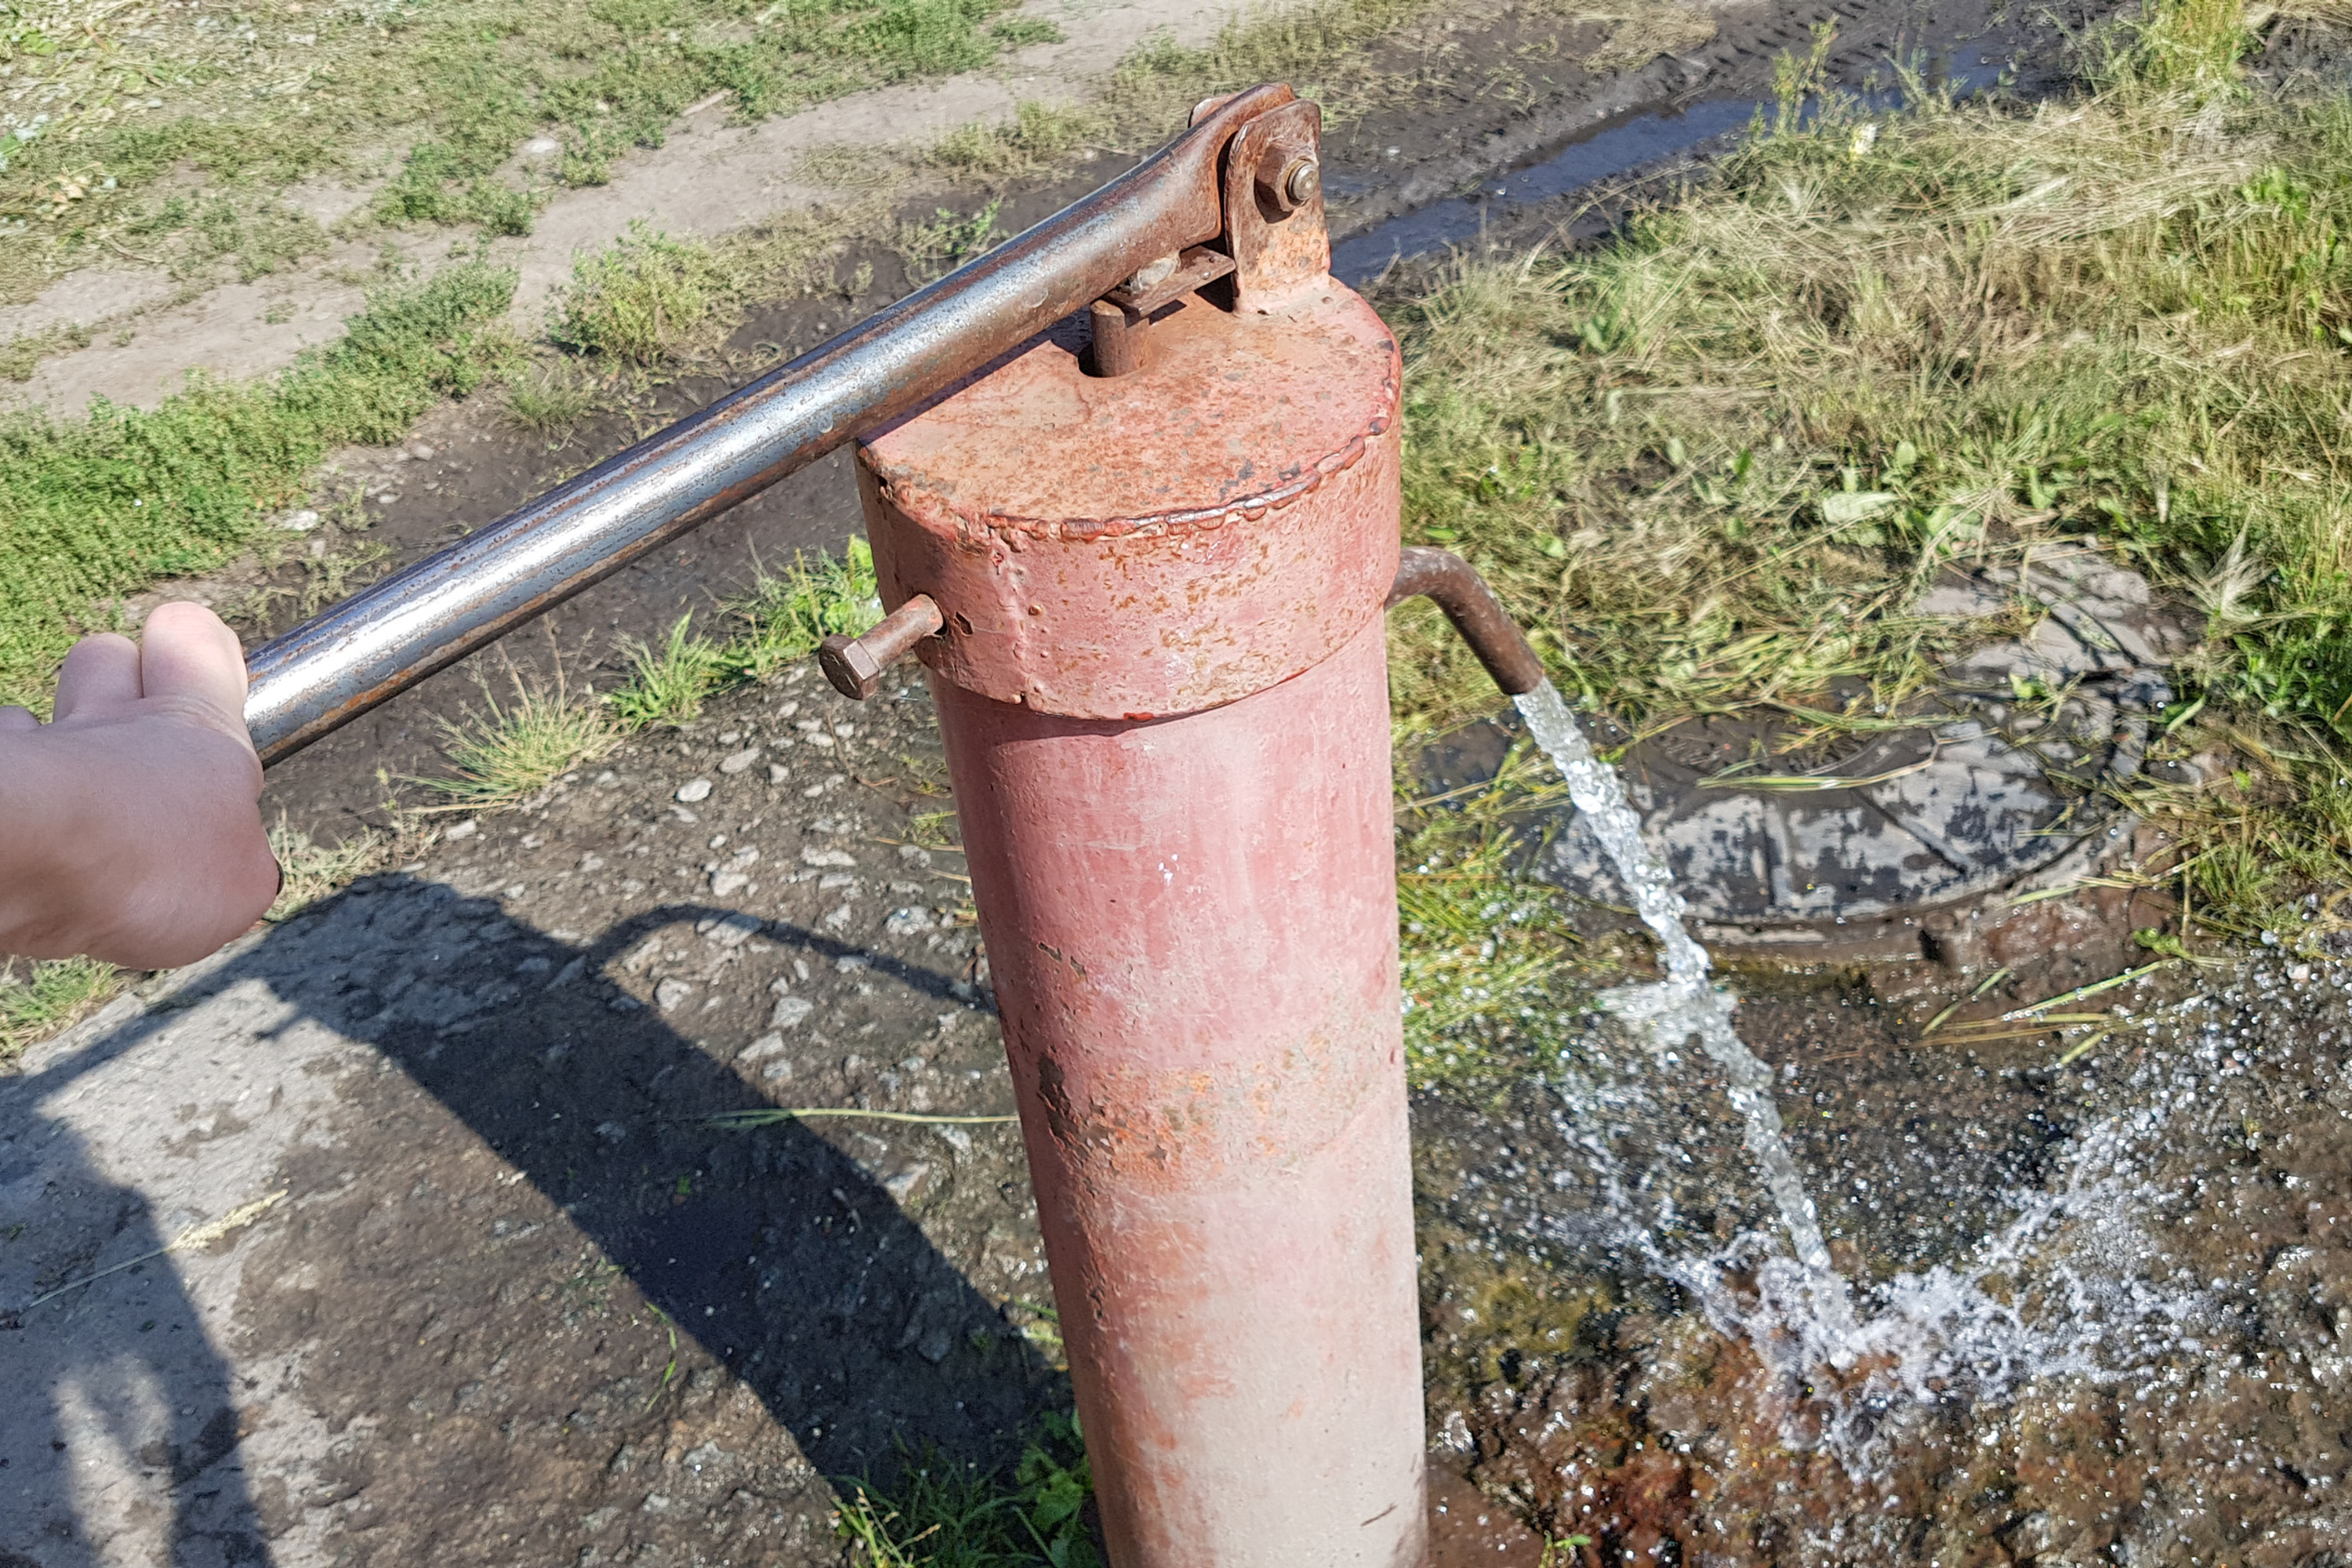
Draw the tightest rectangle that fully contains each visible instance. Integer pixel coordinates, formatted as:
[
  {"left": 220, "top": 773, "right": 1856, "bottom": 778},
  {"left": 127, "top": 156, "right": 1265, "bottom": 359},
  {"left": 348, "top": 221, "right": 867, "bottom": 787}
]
[{"left": 1416, "top": 952, "right": 2352, "bottom": 1566}]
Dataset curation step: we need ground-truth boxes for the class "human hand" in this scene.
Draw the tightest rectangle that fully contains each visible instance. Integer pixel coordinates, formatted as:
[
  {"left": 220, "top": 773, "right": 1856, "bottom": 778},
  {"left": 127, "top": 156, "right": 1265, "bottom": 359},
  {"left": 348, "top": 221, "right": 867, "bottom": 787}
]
[{"left": 0, "top": 603, "right": 280, "bottom": 969}]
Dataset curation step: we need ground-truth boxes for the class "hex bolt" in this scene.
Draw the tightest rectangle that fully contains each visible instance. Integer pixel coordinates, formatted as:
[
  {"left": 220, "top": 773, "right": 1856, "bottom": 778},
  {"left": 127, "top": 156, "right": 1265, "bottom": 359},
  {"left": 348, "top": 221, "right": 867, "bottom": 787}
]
[{"left": 817, "top": 593, "right": 945, "bottom": 700}]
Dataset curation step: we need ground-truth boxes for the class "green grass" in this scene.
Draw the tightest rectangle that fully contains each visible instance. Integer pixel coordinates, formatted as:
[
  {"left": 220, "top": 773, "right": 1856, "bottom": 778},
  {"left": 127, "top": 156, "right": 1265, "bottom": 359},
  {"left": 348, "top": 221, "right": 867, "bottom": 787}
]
[
  {"left": 0, "top": 956, "right": 120, "bottom": 1070},
  {"left": 724, "top": 538, "right": 885, "bottom": 681},
  {"left": 607, "top": 612, "right": 732, "bottom": 728},
  {"left": 0, "top": 0, "right": 1052, "bottom": 305},
  {"left": 0, "top": 256, "right": 519, "bottom": 709},
  {"left": 596, "top": 538, "right": 880, "bottom": 728},
  {"left": 553, "top": 222, "right": 730, "bottom": 364},
  {"left": 1381, "top": 0, "right": 2352, "bottom": 956},
  {"left": 500, "top": 358, "right": 604, "bottom": 442},
  {"left": 833, "top": 1411, "right": 1098, "bottom": 1568},
  {"left": 420, "top": 673, "right": 624, "bottom": 808}
]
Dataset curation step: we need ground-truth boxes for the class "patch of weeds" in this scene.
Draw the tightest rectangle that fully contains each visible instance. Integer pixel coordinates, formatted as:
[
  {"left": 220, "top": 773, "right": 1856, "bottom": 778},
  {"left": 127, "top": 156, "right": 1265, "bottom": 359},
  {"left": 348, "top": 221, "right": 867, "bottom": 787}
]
[
  {"left": 267, "top": 821, "right": 398, "bottom": 920},
  {"left": 608, "top": 613, "right": 728, "bottom": 727},
  {"left": 374, "top": 144, "right": 540, "bottom": 235},
  {"left": 0, "top": 0, "right": 1050, "bottom": 304},
  {"left": 1380, "top": 0, "right": 2352, "bottom": 942},
  {"left": 1103, "top": 0, "right": 1445, "bottom": 132},
  {"left": 0, "top": 956, "right": 120, "bottom": 1070},
  {"left": 985, "top": 17, "right": 1064, "bottom": 48},
  {"left": 554, "top": 222, "right": 729, "bottom": 365},
  {"left": 0, "top": 320, "right": 92, "bottom": 382},
  {"left": 894, "top": 200, "right": 1003, "bottom": 284},
  {"left": 423, "top": 671, "right": 623, "bottom": 809},
  {"left": 723, "top": 538, "right": 884, "bottom": 683},
  {"left": 0, "top": 257, "right": 517, "bottom": 709},
  {"left": 930, "top": 102, "right": 1105, "bottom": 181},
  {"left": 182, "top": 198, "right": 329, "bottom": 285},
  {"left": 1396, "top": 751, "right": 1590, "bottom": 1093},
  {"left": 502, "top": 358, "right": 604, "bottom": 444},
  {"left": 833, "top": 1410, "right": 1098, "bottom": 1567}
]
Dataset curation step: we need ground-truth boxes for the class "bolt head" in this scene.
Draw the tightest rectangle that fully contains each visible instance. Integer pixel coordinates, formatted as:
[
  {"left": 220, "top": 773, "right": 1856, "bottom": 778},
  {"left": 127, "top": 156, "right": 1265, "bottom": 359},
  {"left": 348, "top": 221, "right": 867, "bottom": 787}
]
[
  {"left": 1283, "top": 158, "right": 1319, "bottom": 209},
  {"left": 818, "top": 633, "right": 883, "bottom": 701}
]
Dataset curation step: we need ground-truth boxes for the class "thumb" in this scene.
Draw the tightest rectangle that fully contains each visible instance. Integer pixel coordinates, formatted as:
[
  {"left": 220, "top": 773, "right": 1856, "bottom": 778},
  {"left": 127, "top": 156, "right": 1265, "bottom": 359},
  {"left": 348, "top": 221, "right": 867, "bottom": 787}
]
[{"left": 137, "top": 602, "right": 252, "bottom": 735}]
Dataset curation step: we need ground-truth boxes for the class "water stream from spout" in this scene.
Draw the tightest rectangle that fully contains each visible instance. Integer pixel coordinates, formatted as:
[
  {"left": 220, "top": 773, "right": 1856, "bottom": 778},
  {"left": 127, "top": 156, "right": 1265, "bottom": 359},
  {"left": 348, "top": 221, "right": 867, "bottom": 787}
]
[{"left": 1513, "top": 680, "right": 1835, "bottom": 1273}]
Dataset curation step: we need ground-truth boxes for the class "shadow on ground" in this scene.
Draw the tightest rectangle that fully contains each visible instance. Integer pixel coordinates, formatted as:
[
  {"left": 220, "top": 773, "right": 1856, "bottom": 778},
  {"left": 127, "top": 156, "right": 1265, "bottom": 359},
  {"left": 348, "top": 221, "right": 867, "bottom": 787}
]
[{"left": 2, "top": 873, "right": 1059, "bottom": 1564}]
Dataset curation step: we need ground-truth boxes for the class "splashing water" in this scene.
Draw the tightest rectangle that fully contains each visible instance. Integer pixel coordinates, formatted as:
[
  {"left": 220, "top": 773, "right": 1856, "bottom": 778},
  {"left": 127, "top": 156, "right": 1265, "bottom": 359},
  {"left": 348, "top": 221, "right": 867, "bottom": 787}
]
[
  {"left": 1514, "top": 680, "right": 1835, "bottom": 1273},
  {"left": 1508, "top": 680, "right": 2224, "bottom": 1482}
]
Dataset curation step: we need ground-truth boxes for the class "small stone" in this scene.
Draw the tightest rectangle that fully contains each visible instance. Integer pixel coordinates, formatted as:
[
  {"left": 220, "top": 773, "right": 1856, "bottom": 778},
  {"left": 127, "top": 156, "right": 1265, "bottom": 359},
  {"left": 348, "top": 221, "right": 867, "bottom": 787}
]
[
  {"left": 740, "top": 1031, "right": 787, "bottom": 1060},
  {"left": 596, "top": 1121, "right": 628, "bottom": 1142},
  {"left": 801, "top": 731, "right": 836, "bottom": 750},
  {"left": 768, "top": 763, "right": 790, "bottom": 785},
  {"left": 676, "top": 778, "right": 713, "bottom": 803},
  {"left": 897, "top": 844, "right": 935, "bottom": 866},
  {"left": 719, "top": 747, "right": 761, "bottom": 774},
  {"left": 822, "top": 904, "right": 855, "bottom": 931},
  {"left": 655, "top": 978, "right": 693, "bottom": 1011},
  {"left": 521, "top": 135, "right": 561, "bottom": 158},
  {"left": 699, "top": 913, "right": 763, "bottom": 947},
  {"left": 835, "top": 955, "right": 871, "bottom": 973},
  {"left": 278, "top": 508, "right": 321, "bottom": 532},
  {"left": 770, "top": 996, "right": 815, "bottom": 1029},
  {"left": 883, "top": 1163, "right": 931, "bottom": 1203},
  {"left": 802, "top": 848, "right": 857, "bottom": 868},
  {"left": 546, "top": 957, "right": 586, "bottom": 989},
  {"left": 444, "top": 818, "right": 478, "bottom": 840},
  {"left": 670, "top": 806, "right": 699, "bottom": 825},
  {"left": 818, "top": 873, "right": 858, "bottom": 891},
  {"left": 730, "top": 847, "right": 761, "bottom": 868},
  {"left": 578, "top": 853, "right": 605, "bottom": 873},
  {"left": 710, "top": 870, "right": 750, "bottom": 897},
  {"left": 801, "top": 782, "right": 826, "bottom": 798},
  {"left": 408, "top": 443, "right": 435, "bottom": 460},
  {"left": 885, "top": 907, "right": 937, "bottom": 936}
]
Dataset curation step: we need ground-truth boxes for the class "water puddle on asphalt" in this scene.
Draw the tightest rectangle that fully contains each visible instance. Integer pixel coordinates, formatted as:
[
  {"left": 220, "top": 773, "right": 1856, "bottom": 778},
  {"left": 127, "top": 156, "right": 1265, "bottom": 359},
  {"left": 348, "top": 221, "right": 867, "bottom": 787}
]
[{"left": 1334, "top": 44, "right": 2012, "bottom": 285}]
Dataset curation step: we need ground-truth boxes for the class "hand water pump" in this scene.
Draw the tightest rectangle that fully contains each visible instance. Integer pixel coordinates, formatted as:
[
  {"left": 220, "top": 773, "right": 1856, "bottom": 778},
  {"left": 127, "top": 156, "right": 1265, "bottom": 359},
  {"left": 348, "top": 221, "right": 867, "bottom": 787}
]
[{"left": 241, "top": 84, "right": 1544, "bottom": 1567}]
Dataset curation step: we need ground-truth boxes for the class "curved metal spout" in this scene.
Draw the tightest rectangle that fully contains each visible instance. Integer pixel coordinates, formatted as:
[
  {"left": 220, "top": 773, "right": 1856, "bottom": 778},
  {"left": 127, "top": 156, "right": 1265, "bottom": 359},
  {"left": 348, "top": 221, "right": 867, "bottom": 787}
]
[{"left": 1385, "top": 546, "right": 1547, "bottom": 696}]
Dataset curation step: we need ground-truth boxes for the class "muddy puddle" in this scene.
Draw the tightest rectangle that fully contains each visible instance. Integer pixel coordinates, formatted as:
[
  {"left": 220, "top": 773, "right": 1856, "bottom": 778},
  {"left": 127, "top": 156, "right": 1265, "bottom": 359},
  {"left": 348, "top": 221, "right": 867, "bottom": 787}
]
[
  {"left": 1335, "top": 40, "right": 2014, "bottom": 285},
  {"left": 1414, "top": 950, "right": 2352, "bottom": 1565}
]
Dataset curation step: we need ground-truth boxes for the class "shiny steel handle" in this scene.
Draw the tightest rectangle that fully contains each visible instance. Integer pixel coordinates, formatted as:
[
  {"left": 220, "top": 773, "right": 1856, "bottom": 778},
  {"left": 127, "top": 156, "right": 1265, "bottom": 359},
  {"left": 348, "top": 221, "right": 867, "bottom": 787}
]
[{"left": 241, "top": 84, "right": 1301, "bottom": 765}]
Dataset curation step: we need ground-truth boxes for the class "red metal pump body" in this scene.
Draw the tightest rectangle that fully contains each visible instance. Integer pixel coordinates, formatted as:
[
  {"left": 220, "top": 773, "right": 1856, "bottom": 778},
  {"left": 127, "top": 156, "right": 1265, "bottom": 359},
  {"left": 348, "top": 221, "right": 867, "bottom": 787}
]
[{"left": 858, "top": 278, "right": 1422, "bottom": 1566}]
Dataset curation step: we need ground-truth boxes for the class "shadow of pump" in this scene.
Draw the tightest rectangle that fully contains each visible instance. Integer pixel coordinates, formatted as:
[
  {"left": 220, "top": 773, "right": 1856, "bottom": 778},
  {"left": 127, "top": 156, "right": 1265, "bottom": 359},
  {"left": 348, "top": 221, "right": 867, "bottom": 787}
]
[{"left": 1, "top": 872, "right": 1063, "bottom": 1563}]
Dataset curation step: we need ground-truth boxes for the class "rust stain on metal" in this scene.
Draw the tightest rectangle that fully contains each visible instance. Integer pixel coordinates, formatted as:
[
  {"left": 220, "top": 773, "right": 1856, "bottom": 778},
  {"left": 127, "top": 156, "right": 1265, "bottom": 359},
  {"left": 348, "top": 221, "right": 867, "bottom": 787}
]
[{"left": 858, "top": 289, "right": 1402, "bottom": 720}]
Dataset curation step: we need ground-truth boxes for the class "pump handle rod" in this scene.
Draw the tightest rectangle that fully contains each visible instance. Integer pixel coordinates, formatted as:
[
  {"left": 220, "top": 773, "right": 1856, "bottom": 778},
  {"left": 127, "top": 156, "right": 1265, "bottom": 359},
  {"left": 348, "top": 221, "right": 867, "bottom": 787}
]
[{"left": 238, "top": 85, "right": 1297, "bottom": 766}]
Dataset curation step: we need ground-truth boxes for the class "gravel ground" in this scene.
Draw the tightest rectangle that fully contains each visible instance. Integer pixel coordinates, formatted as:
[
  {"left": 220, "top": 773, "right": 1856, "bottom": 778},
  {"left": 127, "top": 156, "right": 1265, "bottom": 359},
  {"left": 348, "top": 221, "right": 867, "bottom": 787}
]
[{"left": 0, "top": 667, "right": 1070, "bottom": 1566}]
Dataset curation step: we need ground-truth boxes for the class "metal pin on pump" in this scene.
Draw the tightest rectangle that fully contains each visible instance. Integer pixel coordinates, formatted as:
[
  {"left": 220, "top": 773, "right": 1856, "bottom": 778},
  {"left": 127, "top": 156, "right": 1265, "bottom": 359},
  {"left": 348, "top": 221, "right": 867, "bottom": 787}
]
[{"left": 241, "top": 84, "right": 1545, "bottom": 1568}]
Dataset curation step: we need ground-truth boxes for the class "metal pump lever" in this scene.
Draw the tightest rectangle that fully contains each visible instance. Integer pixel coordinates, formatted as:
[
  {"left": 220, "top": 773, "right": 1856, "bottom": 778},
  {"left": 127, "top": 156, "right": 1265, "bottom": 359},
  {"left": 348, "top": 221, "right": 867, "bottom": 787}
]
[{"left": 238, "top": 84, "right": 1309, "bottom": 766}]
